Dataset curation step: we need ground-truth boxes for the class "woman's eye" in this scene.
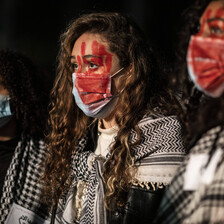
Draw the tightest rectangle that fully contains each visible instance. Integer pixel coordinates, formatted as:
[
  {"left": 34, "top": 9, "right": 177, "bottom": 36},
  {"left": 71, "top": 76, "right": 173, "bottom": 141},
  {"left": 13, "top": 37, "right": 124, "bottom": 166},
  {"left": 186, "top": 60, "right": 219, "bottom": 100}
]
[
  {"left": 89, "top": 62, "right": 98, "bottom": 69},
  {"left": 72, "top": 63, "right": 79, "bottom": 72},
  {"left": 210, "top": 26, "right": 224, "bottom": 35}
]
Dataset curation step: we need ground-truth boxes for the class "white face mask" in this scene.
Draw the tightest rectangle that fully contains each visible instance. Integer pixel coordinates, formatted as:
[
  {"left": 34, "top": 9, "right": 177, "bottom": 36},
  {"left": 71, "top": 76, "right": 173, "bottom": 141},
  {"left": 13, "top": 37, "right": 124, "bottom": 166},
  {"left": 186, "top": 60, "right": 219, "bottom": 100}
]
[{"left": 0, "top": 95, "right": 12, "bottom": 128}]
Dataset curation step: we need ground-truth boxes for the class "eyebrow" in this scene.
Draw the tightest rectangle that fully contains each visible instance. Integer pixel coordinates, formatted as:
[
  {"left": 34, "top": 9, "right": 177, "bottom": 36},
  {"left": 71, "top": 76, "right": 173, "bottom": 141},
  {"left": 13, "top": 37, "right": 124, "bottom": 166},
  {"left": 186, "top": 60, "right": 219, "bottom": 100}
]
[
  {"left": 207, "top": 18, "right": 224, "bottom": 22},
  {"left": 70, "top": 56, "right": 76, "bottom": 61},
  {"left": 70, "top": 54, "right": 101, "bottom": 61},
  {"left": 84, "top": 54, "right": 101, "bottom": 59}
]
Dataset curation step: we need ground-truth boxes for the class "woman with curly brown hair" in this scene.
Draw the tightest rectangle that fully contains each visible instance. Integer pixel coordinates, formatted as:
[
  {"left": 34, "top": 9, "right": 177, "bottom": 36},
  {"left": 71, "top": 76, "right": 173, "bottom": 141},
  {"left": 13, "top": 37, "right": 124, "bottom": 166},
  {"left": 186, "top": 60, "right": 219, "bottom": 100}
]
[
  {"left": 43, "top": 12, "right": 185, "bottom": 224},
  {"left": 154, "top": 0, "right": 224, "bottom": 223},
  {"left": 0, "top": 49, "right": 51, "bottom": 223}
]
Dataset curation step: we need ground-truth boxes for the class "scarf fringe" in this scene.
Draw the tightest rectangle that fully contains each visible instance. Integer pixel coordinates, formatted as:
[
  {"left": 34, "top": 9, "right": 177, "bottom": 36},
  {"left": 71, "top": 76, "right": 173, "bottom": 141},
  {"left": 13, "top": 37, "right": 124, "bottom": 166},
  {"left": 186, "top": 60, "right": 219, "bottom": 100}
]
[{"left": 132, "top": 179, "right": 168, "bottom": 191}]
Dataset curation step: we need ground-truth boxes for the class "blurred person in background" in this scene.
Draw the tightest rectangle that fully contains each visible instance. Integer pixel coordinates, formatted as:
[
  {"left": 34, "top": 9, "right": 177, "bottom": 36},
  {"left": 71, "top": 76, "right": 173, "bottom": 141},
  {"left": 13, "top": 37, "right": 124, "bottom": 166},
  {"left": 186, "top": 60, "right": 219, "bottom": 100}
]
[
  {"left": 154, "top": 0, "right": 224, "bottom": 223},
  {"left": 0, "top": 49, "right": 51, "bottom": 223}
]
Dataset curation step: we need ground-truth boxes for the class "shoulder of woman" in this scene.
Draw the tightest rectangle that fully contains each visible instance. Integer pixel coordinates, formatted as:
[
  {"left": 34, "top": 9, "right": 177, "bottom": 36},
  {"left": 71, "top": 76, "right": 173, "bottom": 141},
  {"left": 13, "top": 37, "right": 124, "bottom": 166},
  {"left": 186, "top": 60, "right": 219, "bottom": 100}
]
[
  {"left": 138, "top": 113, "right": 181, "bottom": 127},
  {"left": 190, "top": 125, "right": 224, "bottom": 154}
]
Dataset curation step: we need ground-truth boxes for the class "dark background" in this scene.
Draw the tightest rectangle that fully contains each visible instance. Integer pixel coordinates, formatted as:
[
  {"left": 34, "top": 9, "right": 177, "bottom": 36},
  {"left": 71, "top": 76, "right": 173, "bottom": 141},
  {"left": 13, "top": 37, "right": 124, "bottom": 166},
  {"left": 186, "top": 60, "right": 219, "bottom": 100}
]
[{"left": 0, "top": 0, "right": 195, "bottom": 79}]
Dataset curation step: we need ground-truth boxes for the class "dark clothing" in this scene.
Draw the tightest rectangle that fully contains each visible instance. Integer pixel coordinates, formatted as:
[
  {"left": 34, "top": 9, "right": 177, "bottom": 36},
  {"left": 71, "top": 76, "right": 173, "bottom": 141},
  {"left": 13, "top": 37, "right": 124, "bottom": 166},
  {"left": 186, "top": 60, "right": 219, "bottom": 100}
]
[
  {"left": 154, "top": 125, "right": 224, "bottom": 224},
  {"left": 108, "top": 186, "right": 166, "bottom": 224},
  {"left": 0, "top": 134, "right": 50, "bottom": 223}
]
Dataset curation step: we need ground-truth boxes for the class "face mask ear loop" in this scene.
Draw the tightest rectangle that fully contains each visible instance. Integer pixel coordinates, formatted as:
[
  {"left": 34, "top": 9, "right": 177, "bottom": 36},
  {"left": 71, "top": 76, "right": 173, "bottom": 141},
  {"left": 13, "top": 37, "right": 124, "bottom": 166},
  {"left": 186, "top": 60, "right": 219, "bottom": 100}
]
[
  {"left": 113, "top": 65, "right": 133, "bottom": 96},
  {"left": 110, "top": 67, "right": 125, "bottom": 78}
]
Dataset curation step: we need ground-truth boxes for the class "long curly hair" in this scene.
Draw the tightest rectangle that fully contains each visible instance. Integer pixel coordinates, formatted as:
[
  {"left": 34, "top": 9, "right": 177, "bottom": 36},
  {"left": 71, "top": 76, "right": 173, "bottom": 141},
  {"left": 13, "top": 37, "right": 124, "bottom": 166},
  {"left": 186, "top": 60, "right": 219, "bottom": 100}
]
[
  {"left": 0, "top": 49, "right": 48, "bottom": 136},
  {"left": 43, "top": 12, "right": 181, "bottom": 209}
]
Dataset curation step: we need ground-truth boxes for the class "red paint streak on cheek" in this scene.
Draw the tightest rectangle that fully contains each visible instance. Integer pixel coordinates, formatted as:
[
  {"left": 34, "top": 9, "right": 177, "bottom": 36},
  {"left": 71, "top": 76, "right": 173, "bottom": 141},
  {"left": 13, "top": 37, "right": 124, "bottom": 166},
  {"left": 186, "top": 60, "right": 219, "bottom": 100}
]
[
  {"left": 85, "top": 71, "right": 91, "bottom": 75},
  {"left": 197, "top": 9, "right": 212, "bottom": 36},
  {"left": 98, "top": 45, "right": 112, "bottom": 73},
  {"left": 105, "top": 56, "right": 112, "bottom": 73},
  {"left": 77, "top": 55, "right": 82, "bottom": 73}
]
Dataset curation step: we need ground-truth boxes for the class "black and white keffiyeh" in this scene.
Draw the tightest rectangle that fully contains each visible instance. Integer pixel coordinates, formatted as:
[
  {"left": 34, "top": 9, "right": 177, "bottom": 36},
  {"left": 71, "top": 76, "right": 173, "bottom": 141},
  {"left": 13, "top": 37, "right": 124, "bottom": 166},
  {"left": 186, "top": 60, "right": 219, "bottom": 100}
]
[
  {"left": 0, "top": 134, "right": 50, "bottom": 223},
  {"left": 154, "top": 125, "right": 224, "bottom": 224},
  {"left": 56, "top": 115, "right": 185, "bottom": 224}
]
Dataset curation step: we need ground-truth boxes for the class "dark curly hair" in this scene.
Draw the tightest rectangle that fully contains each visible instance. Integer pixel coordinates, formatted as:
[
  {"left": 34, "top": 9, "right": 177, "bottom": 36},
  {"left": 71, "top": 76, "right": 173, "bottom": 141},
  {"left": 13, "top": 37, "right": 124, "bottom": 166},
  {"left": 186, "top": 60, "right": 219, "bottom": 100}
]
[
  {"left": 172, "top": 0, "right": 224, "bottom": 148},
  {"left": 0, "top": 49, "right": 49, "bottom": 136},
  {"left": 43, "top": 12, "right": 182, "bottom": 209}
]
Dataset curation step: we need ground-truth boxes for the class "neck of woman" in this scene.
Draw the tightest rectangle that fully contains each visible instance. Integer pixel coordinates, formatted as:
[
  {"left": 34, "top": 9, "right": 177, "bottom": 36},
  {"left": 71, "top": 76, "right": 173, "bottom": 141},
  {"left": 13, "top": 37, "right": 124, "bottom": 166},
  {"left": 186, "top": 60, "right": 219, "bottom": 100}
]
[{"left": 102, "top": 115, "right": 117, "bottom": 129}]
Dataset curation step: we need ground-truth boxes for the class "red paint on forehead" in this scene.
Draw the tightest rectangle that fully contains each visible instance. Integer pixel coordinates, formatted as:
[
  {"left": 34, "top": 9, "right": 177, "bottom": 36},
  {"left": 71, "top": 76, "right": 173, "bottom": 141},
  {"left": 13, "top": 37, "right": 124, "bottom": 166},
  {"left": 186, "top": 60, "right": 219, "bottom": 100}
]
[
  {"left": 205, "top": 8, "right": 212, "bottom": 20},
  {"left": 80, "top": 41, "right": 90, "bottom": 70},
  {"left": 92, "top": 41, "right": 99, "bottom": 55},
  {"left": 81, "top": 42, "right": 86, "bottom": 56},
  {"left": 214, "top": 6, "right": 224, "bottom": 18}
]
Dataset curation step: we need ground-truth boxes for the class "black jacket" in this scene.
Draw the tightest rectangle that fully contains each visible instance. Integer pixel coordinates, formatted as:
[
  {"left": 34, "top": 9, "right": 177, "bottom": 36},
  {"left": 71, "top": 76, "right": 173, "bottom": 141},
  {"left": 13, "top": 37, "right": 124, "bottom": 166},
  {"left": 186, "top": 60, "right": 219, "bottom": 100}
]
[{"left": 108, "top": 186, "right": 166, "bottom": 224}]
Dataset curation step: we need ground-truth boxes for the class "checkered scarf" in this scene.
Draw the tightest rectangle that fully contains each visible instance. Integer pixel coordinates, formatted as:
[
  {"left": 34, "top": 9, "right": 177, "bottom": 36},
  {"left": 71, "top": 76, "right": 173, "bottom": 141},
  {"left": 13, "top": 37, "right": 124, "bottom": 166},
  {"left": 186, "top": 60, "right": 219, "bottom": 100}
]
[
  {"left": 55, "top": 115, "right": 185, "bottom": 224},
  {"left": 0, "top": 134, "right": 50, "bottom": 223},
  {"left": 154, "top": 125, "right": 224, "bottom": 224}
]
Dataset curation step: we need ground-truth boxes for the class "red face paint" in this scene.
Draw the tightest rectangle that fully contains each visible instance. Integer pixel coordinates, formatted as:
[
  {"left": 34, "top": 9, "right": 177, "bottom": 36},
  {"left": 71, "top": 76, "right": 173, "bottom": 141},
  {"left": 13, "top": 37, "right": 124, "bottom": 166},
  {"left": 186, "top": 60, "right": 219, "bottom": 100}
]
[
  {"left": 98, "top": 43, "right": 112, "bottom": 73},
  {"left": 90, "top": 40, "right": 112, "bottom": 72},
  {"left": 71, "top": 34, "right": 122, "bottom": 117},
  {"left": 196, "top": 9, "right": 212, "bottom": 36},
  {"left": 72, "top": 39, "right": 116, "bottom": 103},
  {"left": 197, "top": 3, "right": 224, "bottom": 39},
  {"left": 77, "top": 55, "right": 82, "bottom": 73},
  {"left": 75, "top": 40, "right": 113, "bottom": 74}
]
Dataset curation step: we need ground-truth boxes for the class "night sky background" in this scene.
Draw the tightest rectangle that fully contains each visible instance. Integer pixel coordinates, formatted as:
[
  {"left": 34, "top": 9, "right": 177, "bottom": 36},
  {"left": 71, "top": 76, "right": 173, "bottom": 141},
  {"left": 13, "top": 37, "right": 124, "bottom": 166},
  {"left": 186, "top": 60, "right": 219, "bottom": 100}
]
[{"left": 0, "top": 0, "right": 195, "bottom": 86}]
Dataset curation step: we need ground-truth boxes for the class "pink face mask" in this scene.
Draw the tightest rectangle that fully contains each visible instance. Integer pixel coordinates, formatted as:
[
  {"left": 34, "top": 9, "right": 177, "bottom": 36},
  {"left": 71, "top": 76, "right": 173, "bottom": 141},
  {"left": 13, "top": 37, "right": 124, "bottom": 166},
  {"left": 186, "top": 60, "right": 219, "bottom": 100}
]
[
  {"left": 72, "top": 67, "right": 124, "bottom": 118},
  {"left": 187, "top": 35, "right": 224, "bottom": 97}
]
